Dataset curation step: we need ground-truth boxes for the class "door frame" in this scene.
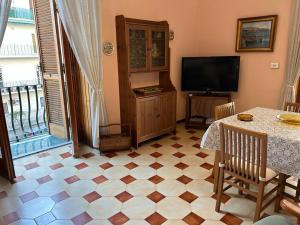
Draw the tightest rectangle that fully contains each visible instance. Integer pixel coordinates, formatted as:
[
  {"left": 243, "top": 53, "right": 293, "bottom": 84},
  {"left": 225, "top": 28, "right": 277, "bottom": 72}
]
[{"left": 0, "top": 94, "right": 15, "bottom": 182}]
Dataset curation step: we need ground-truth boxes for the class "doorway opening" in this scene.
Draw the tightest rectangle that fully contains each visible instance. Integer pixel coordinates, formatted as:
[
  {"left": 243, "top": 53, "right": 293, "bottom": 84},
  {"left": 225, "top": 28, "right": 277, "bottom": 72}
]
[{"left": 0, "top": 0, "right": 70, "bottom": 159}]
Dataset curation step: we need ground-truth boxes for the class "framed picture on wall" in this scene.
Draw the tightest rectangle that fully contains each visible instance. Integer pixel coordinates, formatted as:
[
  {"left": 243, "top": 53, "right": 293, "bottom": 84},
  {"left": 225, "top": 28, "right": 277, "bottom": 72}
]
[{"left": 236, "top": 15, "right": 278, "bottom": 52}]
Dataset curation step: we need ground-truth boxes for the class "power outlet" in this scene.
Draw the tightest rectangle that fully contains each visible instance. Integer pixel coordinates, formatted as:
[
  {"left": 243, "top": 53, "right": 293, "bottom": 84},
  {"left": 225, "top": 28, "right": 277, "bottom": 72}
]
[{"left": 270, "top": 62, "right": 280, "bottom": 69}]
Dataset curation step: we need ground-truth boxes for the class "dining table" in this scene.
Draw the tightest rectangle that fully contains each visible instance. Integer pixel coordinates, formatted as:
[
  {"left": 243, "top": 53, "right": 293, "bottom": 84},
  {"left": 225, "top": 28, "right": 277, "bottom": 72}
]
[{"left": 200, "top": 107, "right": 300, "bottom": 187}]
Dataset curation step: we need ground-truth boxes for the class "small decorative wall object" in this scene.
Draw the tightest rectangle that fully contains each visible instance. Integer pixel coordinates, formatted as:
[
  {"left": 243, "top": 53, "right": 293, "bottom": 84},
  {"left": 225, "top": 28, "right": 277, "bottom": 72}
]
[
  {"left": 169, "top": 29, "right": 175, "bottom": 40},
  {"left": 236, "top": 15, "right": 277, "bottom": 52},
  {"left": 103, "top": 42, "right": 114, "bottom": 55}
]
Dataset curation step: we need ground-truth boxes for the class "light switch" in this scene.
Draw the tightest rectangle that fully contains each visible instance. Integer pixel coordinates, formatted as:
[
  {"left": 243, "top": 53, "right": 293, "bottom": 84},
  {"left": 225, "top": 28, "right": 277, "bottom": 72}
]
[{"left": 270, "top": 62, "right": 280, "bottom": 69}]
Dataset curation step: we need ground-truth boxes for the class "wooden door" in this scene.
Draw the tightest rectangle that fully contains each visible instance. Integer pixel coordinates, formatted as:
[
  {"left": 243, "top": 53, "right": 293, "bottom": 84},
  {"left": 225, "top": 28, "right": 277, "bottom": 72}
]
[
  {"left": 127, "top": 24, "right": 149, "bottom": 73},
  {"left": 0, "top": 94, "right": 15, "bottom": 181},
  {"left": 33, "top": 0, "right": 69, "bottom": 139},
  {"left": 149, "top": 26, "right": 169, "bottom": 71},
  {"left": 157, "top": 92, "right": 176, "bottom": 131},
  {"left": 136, "top": 97, "right": 158, "bottom": 141}
]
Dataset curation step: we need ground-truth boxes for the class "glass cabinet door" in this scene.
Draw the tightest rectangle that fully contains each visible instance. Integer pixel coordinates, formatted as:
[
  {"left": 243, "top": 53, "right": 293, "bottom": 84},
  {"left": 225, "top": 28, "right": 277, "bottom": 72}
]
[
  {"left": 128, "top": 25, "right": 148, "bottom": 72},
  {"left": 150, "top": 28, "right": 168, "bottom": 70}
]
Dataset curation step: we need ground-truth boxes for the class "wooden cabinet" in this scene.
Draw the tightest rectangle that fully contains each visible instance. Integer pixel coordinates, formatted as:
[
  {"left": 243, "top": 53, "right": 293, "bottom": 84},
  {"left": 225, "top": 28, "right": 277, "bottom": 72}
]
[
  {"left": 116, "top": 15, "right": 176, "bottom": 148},
  {"left": 136, "top": 92, "right": 176, "bottom": 143},
  {"left": 126, "top": 23, "right": 169, "bottom": 73}
]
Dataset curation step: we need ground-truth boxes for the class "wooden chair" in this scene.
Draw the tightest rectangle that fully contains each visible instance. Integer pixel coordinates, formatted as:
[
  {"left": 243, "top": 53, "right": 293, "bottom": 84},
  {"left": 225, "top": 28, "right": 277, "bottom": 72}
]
[
  {"left": 215, "top": 102, "right": 236, "bottom": 120},
  {"left": 282, "top": 102, "right": 300, "bottom": 203},
  {"left": 284, "top": 102, "right": 300, "bottom": 113},
  {"left": 215, "top": 123, "right": 279, "bottom": 222},
  {"left": 254, "top": 199, "right": 300, "bottom": 225}
]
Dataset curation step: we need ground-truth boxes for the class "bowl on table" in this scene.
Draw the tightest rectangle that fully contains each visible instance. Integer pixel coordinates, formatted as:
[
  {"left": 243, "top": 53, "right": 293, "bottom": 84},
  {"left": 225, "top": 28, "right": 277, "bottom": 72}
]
[
  {"left": 237, "top": 113, "right": 253, "bottom": 122},
  {"left": 277, "top": 114, "right": 300, "bottom": 125}
]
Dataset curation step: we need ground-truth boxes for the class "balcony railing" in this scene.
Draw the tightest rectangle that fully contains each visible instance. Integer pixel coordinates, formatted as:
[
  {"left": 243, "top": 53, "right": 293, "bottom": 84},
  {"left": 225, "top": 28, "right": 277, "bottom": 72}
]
[
  {"left": 1, "top": 83, "right": 48, "bottom": 143},
  {"left": 8, "top": 7, "right": 34, "bottom": 24},
  {"left": 0, "top": 44, "right": 38, "bottom": 57}
]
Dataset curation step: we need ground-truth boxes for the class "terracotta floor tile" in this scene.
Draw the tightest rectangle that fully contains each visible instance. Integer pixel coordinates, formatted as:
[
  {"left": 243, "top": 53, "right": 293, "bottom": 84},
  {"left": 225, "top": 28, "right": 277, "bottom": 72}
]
[
  {"left": 147, "top": 191, "right": 165, "bottom": 203},
  {"left": 175, "top": 162, "right": 189, "bottom": 170},
  {"left": 60, "top": 152, "right": 72, "bottom": 159},
  {"left": 150, "top": 152, "right": 162, "bottom": 158},
  {"left": 51, "top": 191, "right": 70, "bottom": 203},
  {"left": 193, "top": 143, "right": 200, "bottom": 149},
  {"left": 92, "top": 175, "right": 108, "bottom": 184},
  {"left": 99, "top": 162, "right": 113, "bottom": 170},
  {"left": 172, "top": 143, "right": 183, "bottom": 149},
  {"left": 37, "top": 175, "right": 52, "bottom": 184},
  {"left": 190, "top": 136, "right": 200, "bottom": 141},
  {"left": 14, "top": 175, "right": 25, "bottom": 183},
  {"left": 83, "top": 191, "right": 101, "bottom": 203},
  {"left": 205, "top": 175, "right": 214, "bottom": 184},
  {"left": 75, "top": 162, "right": 89, "bottom": 170},
  {"left": 128, "top": 152, "right": 140, "bottom": 158},
  {"left": 124, "top": 162, "right": 138, "bottom": 170},
  {"left": 37, "top": 152, "right": 50, "bottom": 158},
  {"left": 0, "top": 191, "right": 7, "bottom": 199},
  {"left": 179, "top": 191, "right": 198, "bottom": 203},
  {"left": 173, "top": 152, "right": 185, "bottom": 158},
  {"left": 120, "top": 175, "right": 136, "bottom": 184},
  {"left": 200, "top": 163, "right": 214, "bottom": 170},
  {"left": 211, "top": 193, "right": 231, "bottom": 204},
  {"left": 151, "top": 143, "right": 162, "bottom": 149},
  {"left": 177, "top": 175, "right": 193, "bottom": 184},
  {"left": 24, "top": 162, "right": 39, "bottom": 170},
  {"left": 3, "top": 212, "right": 20, "bottom": 225},
  {"left": 82, "top": 152, "right": 95, "bottom": 159},
  {"left": 71, "top": 212, "right": 93, "bottom": 225},
  {"left": 196, "top": 152, "right": 208, "bottom": 158},
  {"left": 220, "top": 213, "right": 243, "bottom": 225},
  {"left": 65, "top": 175, "right": 80, "bottom": 184},
  {"left": 109, "top": 212, "right": 129, "bottom": 225},
  {"left": 115, "top": 191, "right": 133, "bottom": 203},
  {"left": 149, "top": 162, "right": 163, "bottom": 170},
  {"left": 145, "top": 212, "right": 167, "bottom": 225},
  {"left": 105, "top": 152, "right": 118, "bottom": 158},
  {"left": 20, "top": 191, "right": 39, "bottom": 203},
  {"left": 183, "top": 212, "right": 205, "bottom": 225},
  {"left": 148, "top": 175, "right": 164, "bottom": 184},
  {"left": 50, "top": 163, "right": 64, "bottom": 170},
  {"left": 170, "top": 136, "right": 181, "bottom": 141}
]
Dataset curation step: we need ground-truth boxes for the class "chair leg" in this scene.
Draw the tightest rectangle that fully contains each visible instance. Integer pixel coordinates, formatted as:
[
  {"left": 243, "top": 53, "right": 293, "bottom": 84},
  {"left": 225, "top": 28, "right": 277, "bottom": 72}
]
[
  {"left": 254, "top": 182, "right": 264, "bottom": 222},
  {"left": 213, "top": 151, "right": 220, "bottom": 193},
  {"left": 239, "top": 181, "right": 244, "bottom": 195},
  {"left": 295, "top": 179, "right": 300, "bottom": 203},
  {"left": 275, "top": 173, "right": 286, "bottom": 212},
  {"left": 215, "top": 167, "right": 224, "bottom": 212}
]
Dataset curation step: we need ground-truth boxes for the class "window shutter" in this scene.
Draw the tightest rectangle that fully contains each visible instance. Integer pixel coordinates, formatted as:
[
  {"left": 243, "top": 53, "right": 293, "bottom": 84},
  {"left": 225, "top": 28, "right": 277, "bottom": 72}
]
[{"left": 33, "top": 0, "right": 69, "bottom": 139}]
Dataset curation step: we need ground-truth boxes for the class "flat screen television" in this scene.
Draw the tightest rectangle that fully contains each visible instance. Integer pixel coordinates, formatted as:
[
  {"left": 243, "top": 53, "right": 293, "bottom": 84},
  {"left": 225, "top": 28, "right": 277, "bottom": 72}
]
[{"left": 181, "top": 56, "right": 240, "bottom": 92}]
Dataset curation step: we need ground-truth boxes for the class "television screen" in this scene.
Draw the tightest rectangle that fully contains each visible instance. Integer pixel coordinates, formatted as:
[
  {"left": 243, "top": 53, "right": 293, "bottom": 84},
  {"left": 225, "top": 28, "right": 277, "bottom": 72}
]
[{"left": 181, "top": 56, "right": 240, "bottom": 92}]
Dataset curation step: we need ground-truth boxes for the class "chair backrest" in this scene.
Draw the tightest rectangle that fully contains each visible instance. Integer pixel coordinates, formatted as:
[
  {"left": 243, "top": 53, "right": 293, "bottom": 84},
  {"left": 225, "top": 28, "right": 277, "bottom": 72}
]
[
  {"left": 219, "top": 122, "right": 268, "bottom": 184},
  {"left": 215, "top": 102, "right": 236, "bottom": 120},
  {"left": 284, "top": 102, "right": 300, "bottom": 113}
]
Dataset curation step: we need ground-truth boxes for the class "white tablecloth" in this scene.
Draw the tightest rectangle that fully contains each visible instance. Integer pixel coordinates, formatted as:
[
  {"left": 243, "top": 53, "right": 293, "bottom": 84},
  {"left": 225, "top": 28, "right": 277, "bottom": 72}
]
[{"left": 201, "top": 107, "right": 300, "bottom": 179}]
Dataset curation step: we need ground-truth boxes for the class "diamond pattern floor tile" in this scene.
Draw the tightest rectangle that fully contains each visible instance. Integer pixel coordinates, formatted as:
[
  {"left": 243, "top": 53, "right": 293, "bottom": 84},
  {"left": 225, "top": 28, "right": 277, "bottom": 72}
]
[{"left": 1, "top": 123, "right": 286, "bottom": 225}]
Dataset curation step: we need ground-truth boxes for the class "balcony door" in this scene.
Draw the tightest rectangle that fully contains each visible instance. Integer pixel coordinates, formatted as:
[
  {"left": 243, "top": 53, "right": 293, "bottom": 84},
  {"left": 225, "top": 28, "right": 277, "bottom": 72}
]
[{"left": 33, "top": 0, "right": 69, "bottom": 140}]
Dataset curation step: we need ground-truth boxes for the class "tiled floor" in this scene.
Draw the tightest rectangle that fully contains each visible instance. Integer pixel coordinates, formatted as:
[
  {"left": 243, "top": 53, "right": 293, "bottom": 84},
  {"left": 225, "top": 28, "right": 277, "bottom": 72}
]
[{"left": 0, "top": 124, "right": 290, "bottom": 225}]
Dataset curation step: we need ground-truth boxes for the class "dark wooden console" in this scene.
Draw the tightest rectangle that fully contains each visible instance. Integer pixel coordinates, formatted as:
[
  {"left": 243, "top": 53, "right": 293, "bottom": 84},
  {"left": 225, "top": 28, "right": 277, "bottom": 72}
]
[{"left": 185, "top": 92, "right": 231, "bottom": 129}]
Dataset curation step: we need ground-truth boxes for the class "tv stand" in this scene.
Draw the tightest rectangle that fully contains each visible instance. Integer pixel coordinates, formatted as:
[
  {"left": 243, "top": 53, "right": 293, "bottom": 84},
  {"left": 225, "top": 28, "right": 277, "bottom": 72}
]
[{"left": 185, "top": 92, "right": 231, "bottom": 129}]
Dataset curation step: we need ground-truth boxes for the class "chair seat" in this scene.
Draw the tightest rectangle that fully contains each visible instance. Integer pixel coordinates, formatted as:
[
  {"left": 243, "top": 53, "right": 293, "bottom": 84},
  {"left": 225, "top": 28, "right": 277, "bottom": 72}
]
[{"left": 253, "top": 215, "right": 293, "bottom": 225}]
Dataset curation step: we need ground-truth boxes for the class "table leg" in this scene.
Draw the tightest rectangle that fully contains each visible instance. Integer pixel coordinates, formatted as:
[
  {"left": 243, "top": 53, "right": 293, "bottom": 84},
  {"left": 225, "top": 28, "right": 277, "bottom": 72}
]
[{"left": 213, "top": 151, "right": 220, "bottom": 193}]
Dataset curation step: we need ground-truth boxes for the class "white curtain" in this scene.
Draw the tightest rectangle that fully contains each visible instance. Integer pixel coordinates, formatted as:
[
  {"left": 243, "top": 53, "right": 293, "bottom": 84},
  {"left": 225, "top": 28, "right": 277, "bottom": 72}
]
[
  {"left": 281, "top": 0, "right": 300, "bottom": 107},
  {"left": 56, "top": 0, "right": 108, "bottom": 148},
  {"left": 0, "top": 0, "right": 11, "bottom": 46}
]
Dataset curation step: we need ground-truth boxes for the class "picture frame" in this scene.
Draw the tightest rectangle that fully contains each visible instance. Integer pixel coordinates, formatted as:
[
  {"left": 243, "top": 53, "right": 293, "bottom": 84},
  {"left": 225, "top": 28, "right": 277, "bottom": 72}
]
[{"left": 236, "top": 15, "right": 278, "bottom": 52}]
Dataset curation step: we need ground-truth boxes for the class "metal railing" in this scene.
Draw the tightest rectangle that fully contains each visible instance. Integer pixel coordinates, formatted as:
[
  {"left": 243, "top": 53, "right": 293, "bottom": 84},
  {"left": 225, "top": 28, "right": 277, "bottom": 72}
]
[
  {"left": 0, "top": 44, "right": 38, "bottom": 57},
  {"left": 1, "top": 83, "right": 48, "bottom": 143}
]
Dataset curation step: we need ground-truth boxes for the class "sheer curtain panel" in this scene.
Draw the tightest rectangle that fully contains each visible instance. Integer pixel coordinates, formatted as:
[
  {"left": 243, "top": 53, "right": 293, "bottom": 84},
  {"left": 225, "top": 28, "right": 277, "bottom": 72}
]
[{"left": 0, "top": 0, "right": 11, "bottom": 45}]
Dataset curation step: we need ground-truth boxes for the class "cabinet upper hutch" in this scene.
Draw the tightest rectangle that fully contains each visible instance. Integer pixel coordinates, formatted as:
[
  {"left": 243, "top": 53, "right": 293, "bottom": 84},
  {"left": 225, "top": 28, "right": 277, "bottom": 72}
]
[{"left": 116, "top": 15, "right": 177, "bottom": 148}]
